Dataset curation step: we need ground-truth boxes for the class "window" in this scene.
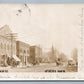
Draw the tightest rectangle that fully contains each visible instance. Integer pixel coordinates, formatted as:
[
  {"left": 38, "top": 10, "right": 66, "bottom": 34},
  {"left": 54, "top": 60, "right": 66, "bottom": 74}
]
[
  {"left": 24, "top": 50, "right": 26, "bottom": 54},
  {"left": 27, "top": 50, "right": 29, "bottom": 53},
  {"left": 20, "top": 49, "right": 22, "bottom": 52},
  {"left": 4, "top": 44, "right": 6, "bottom": 49},
  {"left": 1, "top": 43, "right": 3, "bottom": 49},
  {"left": 7, "top": 44, "right": 9, "bottom": 50}
]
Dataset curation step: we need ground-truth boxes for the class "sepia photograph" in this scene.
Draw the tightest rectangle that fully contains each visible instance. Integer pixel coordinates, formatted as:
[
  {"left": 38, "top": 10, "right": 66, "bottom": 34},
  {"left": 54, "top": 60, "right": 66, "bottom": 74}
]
[
  {"left": 0, "top": 3, "right": 83, "bottom": 80},
  {"left": 0, "top": 4, "right": 79, "bottom": 73}
]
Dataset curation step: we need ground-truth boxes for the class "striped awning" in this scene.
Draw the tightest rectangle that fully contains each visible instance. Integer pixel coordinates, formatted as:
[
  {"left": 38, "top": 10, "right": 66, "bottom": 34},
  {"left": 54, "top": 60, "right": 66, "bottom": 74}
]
[{"left": 13, "top": 55, "right": 20, "bottom": 61}]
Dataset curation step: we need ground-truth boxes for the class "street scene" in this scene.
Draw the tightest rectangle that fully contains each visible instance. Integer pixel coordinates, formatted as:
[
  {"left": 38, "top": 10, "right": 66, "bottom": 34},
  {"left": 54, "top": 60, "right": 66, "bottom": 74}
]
[
  {"left": 0, "top": 4, "right": 78, "bottom": 72},
  {"left": 0, "top": 25, "right": 78, "bottom": 72}
]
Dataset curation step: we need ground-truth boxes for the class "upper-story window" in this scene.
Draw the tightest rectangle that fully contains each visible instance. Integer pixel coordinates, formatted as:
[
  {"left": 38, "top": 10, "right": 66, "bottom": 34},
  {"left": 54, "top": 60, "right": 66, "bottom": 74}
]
[
  {"left": 7, "top": 44, "right": 9, "bottom": 50},
  {"left": 27, "top": 49, "right": 30, "bottom": 54},
  {"left": 1, "top": 43, "right": 3, "bottom": 49},
  {"left": 24, "top": 50, "right": 26, "bottom": 54},
  {"left": 4, "top": 44, "right": 6, "bottom": 49},
  {"left": 20, "top": 49, "right": 22, "bottom": 52}
]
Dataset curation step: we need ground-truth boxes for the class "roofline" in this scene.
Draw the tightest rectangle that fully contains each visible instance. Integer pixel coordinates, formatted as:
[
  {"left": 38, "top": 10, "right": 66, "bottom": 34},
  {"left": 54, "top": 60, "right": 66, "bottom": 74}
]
[
  {"left": 0, "top": 25, "right": 10, "bottom": 30},
  {"left": 0, "top": 35, "right": 16, "bottom": 42},
  {"left": 16, "top": 40, "right": 30, "bottom": 46}
]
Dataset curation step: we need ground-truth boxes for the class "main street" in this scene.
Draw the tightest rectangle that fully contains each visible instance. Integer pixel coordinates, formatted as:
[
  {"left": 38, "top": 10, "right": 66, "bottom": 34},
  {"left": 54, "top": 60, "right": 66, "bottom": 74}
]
[{"left": 6, "top": 63, "right": 77, "bottom": 72}]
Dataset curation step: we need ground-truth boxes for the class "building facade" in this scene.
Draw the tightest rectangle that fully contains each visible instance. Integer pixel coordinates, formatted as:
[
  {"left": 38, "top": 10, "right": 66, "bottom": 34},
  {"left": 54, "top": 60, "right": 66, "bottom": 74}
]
[
  {"left": 16, "top": 41, "right": 30, "bottom": 66},
  {"left": 0, "top": 25, "right": 42, "bottom": 67},
  {"left": 0, "top": 25, "right": 17, "bottom": 66},
  {"left": 30, "top": 46, "right": 42, "bottom": 65}
]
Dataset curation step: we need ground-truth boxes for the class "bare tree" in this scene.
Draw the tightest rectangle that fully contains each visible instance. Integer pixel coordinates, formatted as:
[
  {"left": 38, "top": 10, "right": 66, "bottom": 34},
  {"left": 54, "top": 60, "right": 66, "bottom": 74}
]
[
  {"left": 59, "top": 53, "right": 68, "bottom": 62},
  {"left": 72, "top": 48, "right": 78, "bottom": 63}
]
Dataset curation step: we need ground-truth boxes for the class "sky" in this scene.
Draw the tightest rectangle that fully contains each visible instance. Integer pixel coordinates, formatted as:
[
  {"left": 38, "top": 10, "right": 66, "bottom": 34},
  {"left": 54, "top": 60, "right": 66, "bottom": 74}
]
[{"left": 0, "top": 4, "right": 83, "bottom": 58}]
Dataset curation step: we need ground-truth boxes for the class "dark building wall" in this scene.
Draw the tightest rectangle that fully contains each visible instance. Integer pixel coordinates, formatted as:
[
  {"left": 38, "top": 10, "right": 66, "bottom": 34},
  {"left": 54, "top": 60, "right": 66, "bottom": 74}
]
[
  {"left": 30, "top": 46, "right": 42, "bottom": 64},
  {"left": 30, "top": 46, "right": 35, "bottom": 64},
  {"left": 16, "top": 41, "right": 20, "bottom": 58},
  {"left": 16, "top": 41, "right": 30, "bottom": 66}
]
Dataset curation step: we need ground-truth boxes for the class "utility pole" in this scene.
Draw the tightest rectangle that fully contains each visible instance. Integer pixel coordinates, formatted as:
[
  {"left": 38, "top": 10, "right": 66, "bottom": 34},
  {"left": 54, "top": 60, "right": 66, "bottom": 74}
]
[
  {"left": 6, "top": 33, "right": 17, "bottom": 58},
  {"left": 51, "top": 44, "right": 54, "bottom": 57}
]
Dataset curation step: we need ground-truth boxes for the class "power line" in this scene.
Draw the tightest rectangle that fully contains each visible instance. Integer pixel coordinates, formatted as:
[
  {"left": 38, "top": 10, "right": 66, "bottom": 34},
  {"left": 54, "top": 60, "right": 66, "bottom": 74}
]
[{"left": 6, "top": 33, "right": 18, "bottom": 57}]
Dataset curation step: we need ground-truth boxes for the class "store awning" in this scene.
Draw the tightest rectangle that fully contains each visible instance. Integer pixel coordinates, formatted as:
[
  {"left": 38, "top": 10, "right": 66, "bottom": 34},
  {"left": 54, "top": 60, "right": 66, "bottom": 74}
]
[
  {"left": 7, "top": 54, "right": 11, "bottom": 57},
  {"left": 0, "top": 54, "right": 11, "bottom": 57},
  {"left": 13, "top": 55, "right": 20, "bottom": 61}
]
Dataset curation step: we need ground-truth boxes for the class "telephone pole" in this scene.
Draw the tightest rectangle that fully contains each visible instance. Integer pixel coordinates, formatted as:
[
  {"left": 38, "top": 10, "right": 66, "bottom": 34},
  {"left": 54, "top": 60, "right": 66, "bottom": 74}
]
[{"left": 6, "top": 33, "right": 17, "bottom": 58}]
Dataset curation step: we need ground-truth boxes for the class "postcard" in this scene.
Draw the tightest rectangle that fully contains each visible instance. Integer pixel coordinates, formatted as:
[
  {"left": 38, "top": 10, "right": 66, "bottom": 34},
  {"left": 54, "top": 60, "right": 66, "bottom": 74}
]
[{"left": 0, "top": 4, "right": 83, "bottom": 80}]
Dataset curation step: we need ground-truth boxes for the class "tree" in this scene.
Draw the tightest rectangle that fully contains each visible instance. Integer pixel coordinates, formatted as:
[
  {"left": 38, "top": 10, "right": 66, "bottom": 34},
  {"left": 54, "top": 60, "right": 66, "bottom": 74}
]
[
  {"left": 49, "top": 45, "right": 57, "bottom": 62},
  {"left": 72, "top": 48, "right": 78, "bottom": 63},
  {"left": 59, "top": 53, "right": 68, "bottom": 62}
]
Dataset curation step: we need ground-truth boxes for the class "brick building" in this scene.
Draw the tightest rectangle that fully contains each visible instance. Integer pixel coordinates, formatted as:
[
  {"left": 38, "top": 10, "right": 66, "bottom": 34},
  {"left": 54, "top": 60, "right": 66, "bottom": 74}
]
[
  {"left": 30, "top": 46, "right": 42, "bottom": 65},
  {"left": 0, "top": 25, "right": 42, "bottom": 67},
  {"left": 16, "top": 41, "right": 30, "bottom": 66}
]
